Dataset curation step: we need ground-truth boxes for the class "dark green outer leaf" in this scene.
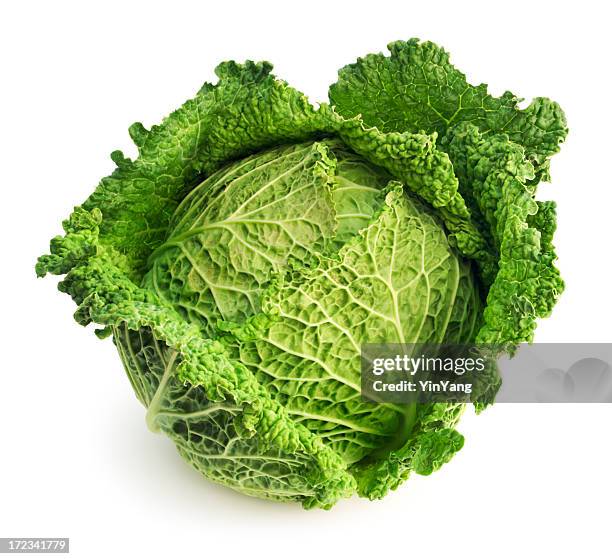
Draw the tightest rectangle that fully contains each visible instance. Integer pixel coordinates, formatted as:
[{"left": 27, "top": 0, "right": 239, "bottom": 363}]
[{"left": 329, "top": 38, "right": 568, "bottom": 180}]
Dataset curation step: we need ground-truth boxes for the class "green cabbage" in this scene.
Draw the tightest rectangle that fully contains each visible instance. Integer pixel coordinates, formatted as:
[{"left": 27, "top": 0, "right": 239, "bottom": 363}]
[{"left": 37, "top": 39, "right": 567, "bottom": 509}]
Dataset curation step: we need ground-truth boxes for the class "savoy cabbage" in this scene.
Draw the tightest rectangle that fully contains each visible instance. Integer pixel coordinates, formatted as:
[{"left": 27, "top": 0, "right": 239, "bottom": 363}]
[{"left": 37, "top": 39, "right": 567, "bottom": 509}]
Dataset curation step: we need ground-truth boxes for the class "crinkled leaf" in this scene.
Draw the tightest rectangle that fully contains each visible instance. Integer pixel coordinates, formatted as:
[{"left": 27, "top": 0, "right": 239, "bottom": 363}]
[
  {"left": 444, "top": 123, "right": 563, "bottom": 344},
  {"left": 82, "top": 61, "right": 327, "bottom": 275},
  {"left": 329, "top": 38, "right": 567, "bottom": 181}
]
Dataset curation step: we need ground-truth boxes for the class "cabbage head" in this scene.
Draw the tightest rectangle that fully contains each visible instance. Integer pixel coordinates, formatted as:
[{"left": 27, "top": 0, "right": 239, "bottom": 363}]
[{"left": 37, "top": 39, "right": 567, "bottom": 509}]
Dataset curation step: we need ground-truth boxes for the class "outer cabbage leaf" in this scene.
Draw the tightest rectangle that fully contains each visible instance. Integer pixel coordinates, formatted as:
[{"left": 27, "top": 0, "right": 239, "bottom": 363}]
[
  {"left": 115, "top": 324, "right": 349, "bottom": 503},
  {"left": 329, "top": 38, "right": 568, "bottom": 182},
  {"left": 78, "top": 60, "right": 328, "bottom": 275},
  {"left": 443, "top": 124, "right": 563, "bottom": 345}
]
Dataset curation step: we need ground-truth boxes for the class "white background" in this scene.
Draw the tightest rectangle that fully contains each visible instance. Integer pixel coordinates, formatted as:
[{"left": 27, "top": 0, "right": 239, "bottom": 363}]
[{"left": 1, "top": 1, "right": 611, "bottom": 557}]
